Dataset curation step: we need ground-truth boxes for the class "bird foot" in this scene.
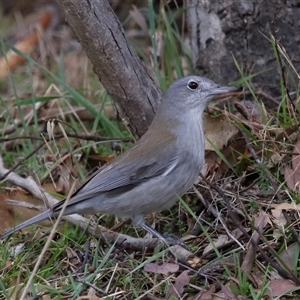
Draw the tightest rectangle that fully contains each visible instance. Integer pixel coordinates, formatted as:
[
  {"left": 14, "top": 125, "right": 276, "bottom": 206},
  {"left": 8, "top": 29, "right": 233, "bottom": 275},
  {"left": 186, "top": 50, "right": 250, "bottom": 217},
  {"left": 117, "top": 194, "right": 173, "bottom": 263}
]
[
  {"left": 162, "top": 232, "right": 189, "bottom": 250},
  {"left": 141, "top": 223, "right": 189, "bottom": 249}
]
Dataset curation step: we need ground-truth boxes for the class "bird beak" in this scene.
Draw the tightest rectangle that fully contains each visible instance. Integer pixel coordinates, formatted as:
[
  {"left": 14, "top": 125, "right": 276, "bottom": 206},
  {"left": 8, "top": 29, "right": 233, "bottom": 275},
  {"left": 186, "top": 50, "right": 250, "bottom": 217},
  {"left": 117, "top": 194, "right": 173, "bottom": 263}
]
[{"left": 208, "top": 84, "right": 237, "bottom": 96}]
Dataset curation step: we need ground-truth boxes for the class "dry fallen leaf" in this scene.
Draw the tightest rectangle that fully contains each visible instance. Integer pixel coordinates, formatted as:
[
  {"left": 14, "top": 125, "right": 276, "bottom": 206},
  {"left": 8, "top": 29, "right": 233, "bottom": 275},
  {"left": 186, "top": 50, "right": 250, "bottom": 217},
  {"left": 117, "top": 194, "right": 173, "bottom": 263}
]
[
  {"left": 271, "top": 208, "right": 287, "bottom": 226},
  {"left": 279, "top": 243, "right": 299, "bottom": 272},
  {"left": 55, "top": 154, "right": 73, "bottom": 194},
  {"left": 265, "top": 278, "right": 297, "bottom": 297},
  {"left": 203, "top": 114, "right": 239, "bottom": 151},
  {"left": 0, "top": 10, "right": 52, "bottom": 79},
  {"left": 143, "top": 262, "right": 179, "bottom": 274},
  {"left": 203, "top": 138, "right": 247, "bottom": 179},
  {"left": 0, "top": 194, "right": 14, "bottom": 234},
  {"left": 220, "top": 284, "right": 237, "bottom": 299},
  {"left": 271, "top": 202, "right": 300, "bottom": 211},
  {"left": 284, "top": 138, "right": 300, "bottom": 191},
  {"left": 253, "top": 210, "right": 271, "bottom": 227},
  {"left": 241, "top": 211, "right": 270, "bottom": 275},
  {"left": 2, "top": 183, "right": 60, "bottom": 233},
  {"left": 203, "top": 234, "right": 229, "bottom": 255},
  {"left": 270, "top": 202, "right": 300, "bottom": 235},
  {"left": 169, "top": 270, "right": 190, "bottom": 297},
  {"left": 187, "top": 285, "right": 216, "bottom": 300}
]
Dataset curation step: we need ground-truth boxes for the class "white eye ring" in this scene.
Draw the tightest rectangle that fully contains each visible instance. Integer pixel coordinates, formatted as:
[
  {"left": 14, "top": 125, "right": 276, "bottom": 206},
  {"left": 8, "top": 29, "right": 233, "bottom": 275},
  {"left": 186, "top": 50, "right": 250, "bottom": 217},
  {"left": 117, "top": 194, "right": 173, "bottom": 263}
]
[{"left": 187, "top": 80, "right": 199, "bottom": 90}]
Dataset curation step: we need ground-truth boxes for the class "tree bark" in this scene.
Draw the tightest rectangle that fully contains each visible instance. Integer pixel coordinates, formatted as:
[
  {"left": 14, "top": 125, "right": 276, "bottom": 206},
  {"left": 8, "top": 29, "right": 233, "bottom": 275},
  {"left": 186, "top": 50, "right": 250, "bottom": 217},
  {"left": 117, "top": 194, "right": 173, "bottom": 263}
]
[
  {"left": 187, "top": 0, "right": 300, "bottom": 106},
  {"left": 57, "top": 0, "right": 162, "bottom": 138}
]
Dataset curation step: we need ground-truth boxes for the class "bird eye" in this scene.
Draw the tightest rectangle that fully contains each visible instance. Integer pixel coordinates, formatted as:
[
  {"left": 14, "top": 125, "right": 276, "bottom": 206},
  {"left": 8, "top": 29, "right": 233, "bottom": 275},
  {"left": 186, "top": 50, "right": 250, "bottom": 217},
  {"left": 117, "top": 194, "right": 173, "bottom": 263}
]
[{"left": 187, "top": 80, "right": 198, "bottom": 90}]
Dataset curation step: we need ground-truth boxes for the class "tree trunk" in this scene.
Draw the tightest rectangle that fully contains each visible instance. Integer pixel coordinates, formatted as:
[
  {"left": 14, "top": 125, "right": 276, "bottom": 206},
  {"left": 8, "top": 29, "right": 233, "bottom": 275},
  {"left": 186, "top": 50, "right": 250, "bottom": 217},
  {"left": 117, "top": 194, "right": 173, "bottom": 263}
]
[
  {"left": 187, "top": 0, "right": 300, "bottom": 106},
  {"left": 58, "top": 0, "right": 162, "bottom": 138}
]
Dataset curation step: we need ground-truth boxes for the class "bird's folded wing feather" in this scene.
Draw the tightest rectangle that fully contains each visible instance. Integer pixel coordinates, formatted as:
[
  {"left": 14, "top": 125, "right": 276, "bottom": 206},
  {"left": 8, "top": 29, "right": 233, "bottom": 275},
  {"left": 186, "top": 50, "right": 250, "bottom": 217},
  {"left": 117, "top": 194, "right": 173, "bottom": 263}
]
[{"left": 52, "top": 135, "right": 179, "bottom": 210}]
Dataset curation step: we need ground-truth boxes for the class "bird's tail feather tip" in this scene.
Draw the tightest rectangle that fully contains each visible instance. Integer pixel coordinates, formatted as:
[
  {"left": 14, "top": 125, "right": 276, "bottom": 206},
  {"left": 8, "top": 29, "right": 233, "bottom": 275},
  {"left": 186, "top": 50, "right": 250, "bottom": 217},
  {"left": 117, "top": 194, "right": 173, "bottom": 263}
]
[{"left": 0, "top": 209, "right": 52, "bottom": 240}]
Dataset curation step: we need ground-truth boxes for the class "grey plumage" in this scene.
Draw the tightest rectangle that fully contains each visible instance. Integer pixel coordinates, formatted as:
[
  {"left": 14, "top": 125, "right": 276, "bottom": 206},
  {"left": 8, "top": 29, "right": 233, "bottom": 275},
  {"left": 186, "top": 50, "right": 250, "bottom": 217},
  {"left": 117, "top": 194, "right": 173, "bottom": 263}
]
[{"left": 0, "top": 76, "right": 236, "bottom": 241}]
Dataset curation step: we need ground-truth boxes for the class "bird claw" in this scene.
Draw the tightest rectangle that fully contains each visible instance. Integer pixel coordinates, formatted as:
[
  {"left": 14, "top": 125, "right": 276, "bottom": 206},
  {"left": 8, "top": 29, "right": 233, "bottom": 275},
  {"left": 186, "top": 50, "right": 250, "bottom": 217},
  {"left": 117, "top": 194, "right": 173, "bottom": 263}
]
[
  {"left": 140, "top": 223, "right": 188, "bottom": 249},
  {"left": 162, "top": 232, "right": 189, "bottom": 250}
]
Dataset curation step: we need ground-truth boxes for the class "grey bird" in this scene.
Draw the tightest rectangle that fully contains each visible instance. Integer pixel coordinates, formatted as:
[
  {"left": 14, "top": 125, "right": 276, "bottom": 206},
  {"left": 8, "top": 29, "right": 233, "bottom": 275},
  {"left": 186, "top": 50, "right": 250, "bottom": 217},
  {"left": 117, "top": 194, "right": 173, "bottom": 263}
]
[{"left": 0, "top": 76, "right": 236, "bottom": 242}]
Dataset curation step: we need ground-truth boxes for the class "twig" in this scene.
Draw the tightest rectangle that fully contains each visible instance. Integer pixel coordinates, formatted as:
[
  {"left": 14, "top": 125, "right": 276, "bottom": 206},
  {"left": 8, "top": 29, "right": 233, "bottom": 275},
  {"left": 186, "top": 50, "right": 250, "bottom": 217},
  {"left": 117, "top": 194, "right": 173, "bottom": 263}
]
[
  {"left": 0, "top": 133, "right": 133, "bottom": 143},
  {"left": 256, "top": 89, "right": 280, "bottom": 106},
  {"left": 200, "top": 174, "right": 300, "bottom": 284},
  {"left": 241, "top": 212, "right": 267, "bottom": 275},
  {"left": 0, "top": 143, "right": 45, "bottom": 182},
  {"left": 6, "top": 199, "right": 46, "bottom": 211},
  {"left": 193, "top": 186, "right": 245, "bottom": 251},
  {"left": 239, "top": 128, "right": 300, "bottom": 247}
]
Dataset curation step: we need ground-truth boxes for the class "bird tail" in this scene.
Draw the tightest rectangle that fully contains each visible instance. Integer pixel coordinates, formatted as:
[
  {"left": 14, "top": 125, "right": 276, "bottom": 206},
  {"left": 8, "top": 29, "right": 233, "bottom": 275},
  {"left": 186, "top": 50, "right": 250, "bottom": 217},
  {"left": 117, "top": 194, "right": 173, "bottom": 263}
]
[{"left": 0, "top": 209, "right": 53, "bottom": 240}]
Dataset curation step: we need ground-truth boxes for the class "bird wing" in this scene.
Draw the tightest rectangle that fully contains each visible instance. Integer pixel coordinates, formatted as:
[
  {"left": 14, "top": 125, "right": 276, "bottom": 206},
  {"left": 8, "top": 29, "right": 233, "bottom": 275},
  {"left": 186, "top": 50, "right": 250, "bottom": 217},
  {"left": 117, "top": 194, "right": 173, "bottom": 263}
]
[{"left": 52, "top": 133, "right": 179, "bottom": 210}]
